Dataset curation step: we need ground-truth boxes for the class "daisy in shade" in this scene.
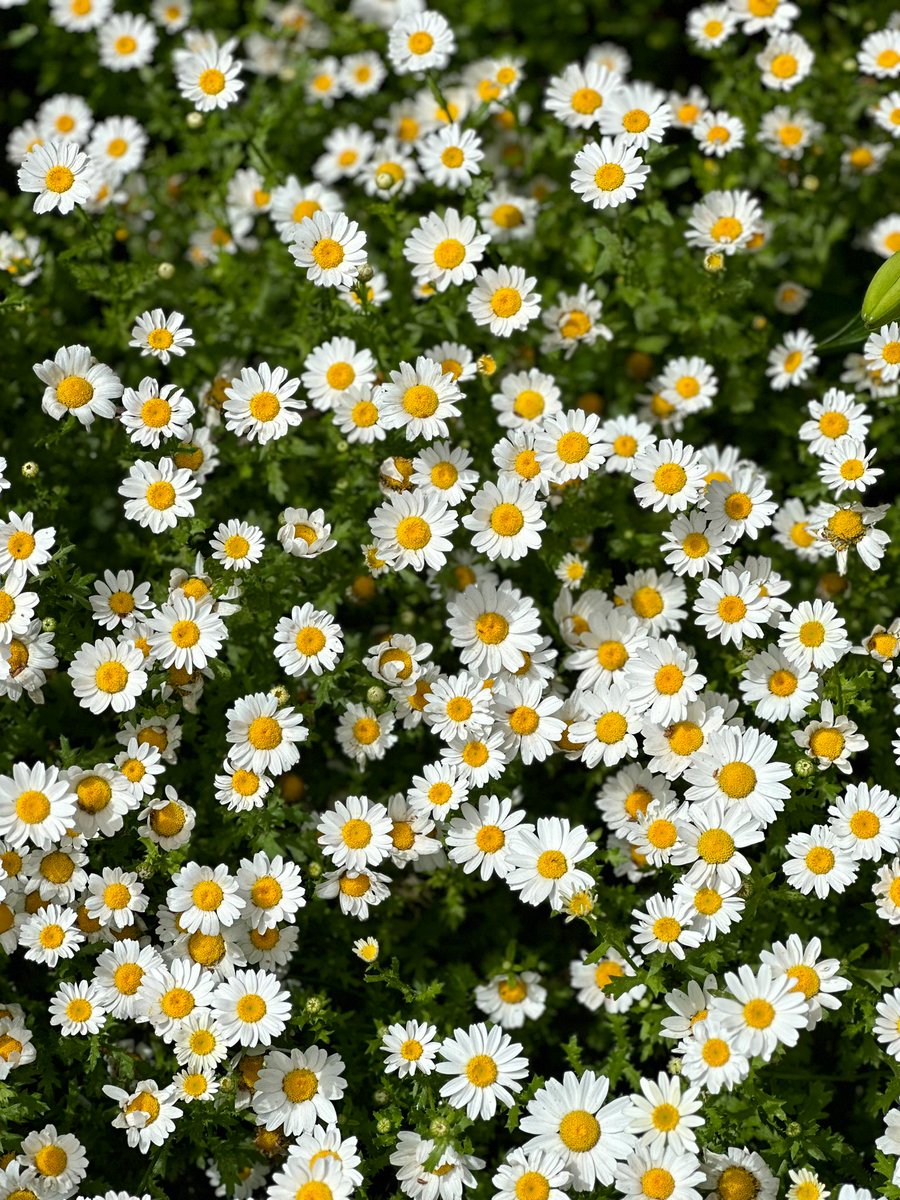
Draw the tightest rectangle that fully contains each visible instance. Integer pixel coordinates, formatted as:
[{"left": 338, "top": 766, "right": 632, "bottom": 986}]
[
  {"left": 520, "top": 1070, "right": 634, "bottom": 1190},
  {"left": 223, "top": 363, "right": 305, "bottom": 444},
  {"left": 468, "top": 265, "right": 541, "bottom": 337},
  {"left": 225, "top": 692, "right": 307, "bottom": 775},
  {"left": 627, "top": 1072, "right": 704, "bottom": 1155},
  {"left": 693, "top": 570, "right": 769, "bottom": 648},
  {"left": 34, "top": 344, "right": 122, "bottom": 425},
  {"left": 446, "top": 794, "right": 526, "bottom": 880},
  {"left": 369, "top": 490, "right": 457, "bottom": 572},
  {"left": 475, "top": 970, "right": 546, "bottom": 1029},
  {"left": 139, "top": 787, "right": 195, "bottom": 851},
  {"left": 175, "top": 39, "right": 243, "bottom": 111},
  {"left": 251, "top": 1045, "right": 346, "bottom": 1135},
  {"left": 625, "top": 635, "right": 706, "bottom": 724},
  {"left": 68, "top": 636, "right": 148, "bottom": 715},
  {"left": 119, "top": 457, "right": 201, "bottom": 533},
  {"left": 568, "top": 684, "right": 642, "bottom": 768},
  {"left": 290, "top": 211, "right": 367, "bottom": 288},
  {"left": 382, "top": 1019, "right": 439, "bottom": 1077},
  {"left": 828, "top": 783, "right": 900, "bottom": 862},
  {"left": 541, "top": 284, "right": 613, "bottom": 358},
  {"left": 506, "top": 817, "right": 594, "bottom": 908},
  {"left": 387, "top": 8, "right": 455, "bottom": 74},
  {"left": 617, "top": 1147, "right": 705, "bottom": 1200},
  {"left": 631, "top": 894, "right": 704, "bottom": 959},
  {"left": 120, "top": 379, "right": 195, "bottom": 449},
  {"left": 685, "top": 726, "right": 790, "bottom": 827},
  {"left": 446, "top": 578, "right": 542, "bottom": 675},
  {"left": 545, "top": 61, "right": 622, "bottom": 128},
  {"left": 390, "top": 1133, "right": 484, "bottom": 1200},
  {"left": 211, "top": 968, "right": 291, "bottom": 1048},
  {"left": 571, "top": 137, "right": 650, "bottom": 208},
  {"left": 778, "top": 599, "right": 850, "bottom": 671},
  {"left": 570, "top": 948, "right": 646, "bottom": 1014},
  {"left": 784, "top": 824, "right": 859, "bottom": 898},
  {"left": 793, "top": 701, "right": 867, "bottom": 774},
  {"left": 403, "top": 208, "right": 490, "bottom": 291},
  {"left": 760, "top": 935, "right": 850, "bottom": 1031},
  {"left": 129, "top": 309, "right": 194, "bottom": 364},
  {"left": 435, "top": 1023, "right": 528, "bottom": 1119},
  {"left": 711, "top": 964, "right": 808, "bottom": 1061},
  {"left": 17, "top": 139, "right": 94, "bottom": 214},
  {"left": 492, "top": 1150, "right": 570, "bottom": 1200},
  {"left": 418, "top": 123, "right": 484, "bottom": 190}
]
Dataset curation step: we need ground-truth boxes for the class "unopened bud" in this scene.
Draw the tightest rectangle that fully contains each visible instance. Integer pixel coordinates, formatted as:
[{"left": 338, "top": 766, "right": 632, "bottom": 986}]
[
  {"left": 305, "top": 995, "right": 323, "bottom": 1014},
  {"left": 41, "top": 617, "right": 57, "bottom": 633},
  {"left": 429, "top": 1117, "right": 450, "bottom": 1137},
  {"left": 357, "top": 262, "right": 374, "bottom": 283},
  {"left": 367, "top": 685, "right": 386, "bottom": 705},
  {"left": 157, "top": 262, "right": 175, "bottom": 280},
  {"left": 375, "top": 171, "right": 396, "bottom": 191},
  {"left": 186, "top": 111, "right": 204, "bottom": 129},
  {"left": 374, "top": 1089, "right": 389, "bottom": 1105},
  {"left": 21, "top": 461, "right": 39, "bottom": 478},
  {"left": 704, "top": 252, "right": 725, "bottom": 273},
  {"left": 793, "top": 757, "right": 815, "bottom": 779}
]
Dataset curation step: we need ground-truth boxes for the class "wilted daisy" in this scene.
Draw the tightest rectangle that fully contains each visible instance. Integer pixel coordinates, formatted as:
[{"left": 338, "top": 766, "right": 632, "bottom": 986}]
[
  {"left": 468, "top": 265, "right": 541, "bottom": 336},
  {"left": 17, "top": 139, "right": 94, "bottom": 214},
  {"left": 571, "top": 137, "right": 650, "bottom": 208}
]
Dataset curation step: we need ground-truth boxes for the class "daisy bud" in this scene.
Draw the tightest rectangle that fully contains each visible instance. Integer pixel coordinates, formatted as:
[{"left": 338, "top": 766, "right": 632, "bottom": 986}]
[
  {"left": 41, "top": 616, "right": 56, "bottom": 632},
  {"left": 667, "top": 1056, "right": 683, "bottom": 1075},
  {"left": 375, "top": 171, "right": 396, "bottom": 191},
  {"left": 863, "top": 251, "right": 900, "bottom": 328},
  {"left": 752, "top": 315, "right": 768, "bottom": 330},
  {"left": 278, "top": 66, "right": 296, "bottom": 83},
  {"left": 477, "top": 354, "right": 496, "bottom": 376},
  {"left": 305, "top": 996, "right": 323, "bottom": 1014},
  {"left": 270, "top": 684, "right": 290, "bottom": 706},
  {"left": 186, "top": 111, "right": 204, "bottom": 129},
  {"left": 374, "top": 1089, "right": 389, "bottom": 1106},
  {"left": 376, "top": 1117, "right": 392, "bottom": 1134},
  {"left": 802, "top": 174, "right": 819, "bottom": 191},
  {"left": 307, "top": 861, "right": 322, "bottom": 878},
  {"left": 356, "top": 262, "right": 374, "bottom": 282},
  {"left": 21, "top": 460, "right": 39, "bottom": 478},
  {"left": 793, "top": 757, "right": 815, "bottom": 778},
  {"left": 157, "top": 261, "right": 175, "bottom": 279},
  {"left": 429, "top": 1118, "right": 451, "bottom": 1137},
  {"left": 219, "top": 1076, "right": 234, "bottom": 1093},
  {"left": 704, "top": 251, "right": 725, "bottom": 272},
  {"left": 366, "top": 685, "right": 386, "bottom": 705}
]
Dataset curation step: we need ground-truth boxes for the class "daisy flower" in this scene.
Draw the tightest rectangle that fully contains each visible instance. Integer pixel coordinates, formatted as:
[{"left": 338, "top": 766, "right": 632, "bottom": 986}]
[
  {"left": 418, "top": 123, "right": 483, "bottom": 189},
  {"left": 694, "top": 109, "right": 745, "bottom": 156},
  {"left": 704, "top": 470, "right": 776, "bottom": 542},
  {"left": 711, "top": 964, "right": 808, "bottom": 1061},
  {"left": 492, "top": 368, "right": 561, "bottom": 429},
  {"left": 369, "top": 490, "right": 457, "bottom": 572},
  {"left": 463, "top": 479, "right": 545, "bottom": 562},
  {"left": 252, "top": 1046, "right": 346, "bottom": 1135},
  {"left": 146, "top": 594, "right": 226, "bottom": 673},
  {"left": 662, "top": 514, "right": 728, "bottom": 578},
  {"left": 335, "top": 703, "right": 397, "bottom": 767},
  {"left": 17, "top": 139, "right": 94, "bottom": 214},
  {"left": 129, "top": 309, "right": 194, "bottom": 364},
  {"left": 102, "top": 1080, "right": 182, "bottom": 1152},
  {"left": 685, "top": 726, "right": 790, "bottom": 827},
  {"left": 571, "top": 137, "right": 650, "bottom": 208},
  {"left": 435, "top": 1023, "right": 528, "bottom": 1120},
  {"left": 49, "top": 980, "right": 108, "bottom": 1037},
  {"left": 50, "top": 0, "right": 112, "bottom": 30},
  {"left": 273, "top": 604, "right": 342, "bottom": 677},
  {"left": 478, "top": 190, "right": 538, "bottom": 242},
  {"left": 760, "top": 935, "right": 850, "bottom": 1030},
  {"left": 778, "top": 599, "right": 850, "bottom": 671},
  {"left": 688, "top": 4, "right": 739, "bottom": 48},
  {"left": 693, "top": 570, "right": 769, "bottom": 648},
  {"left": 783, "top": 824, "right": 859, "bottom": 898},
  {"left": 492, "top": 1150, "right": 570, "bottom": 1200},
  {"left": 567, "top": 684, "right": 641, "bottom": 768},
  {"left": 68, "top": 636, "right": 147, "bottom": 715},
  {"left": 445, "top": 794, "right": 526, "bottom": 881},
  {"left": 211, "top": 968, "right": 291, "bottom": 1048},
  {"left": 615, "top": 569, "right": 687, "bottom": 634},
  {"left": 520, "top": 1070, "right": 634, "bottom": 1190},
  {"left": 382, "top": 1019, "right": 439, "bottom": 1077},
  {"left": 119, "top": 457, "right": 201, "bottom": 533},
  {"left": 120, "top": 379, "right": 195, "bottom": 448},
  {"left": 810, "top": 499, "right": 891, "bottom": 573},
  {"left": 84, "top": 866, "right": 148, "bottom": 929},
  {"left": 468, "top": 265, "right": 541, "bottom": 337},
  {"left": 223, "top": 363, "right": 305, "bottom": 444},
  {"left": 317, "top": 795, "right": 393, "bottom": 871},
  {"left": 19, "top": 903, "right": 84, "bottom": 967},
  {"left": 829, "top": 782, "right": 900, "bottom": 862},
  {"left": 506, "top": 816, "right": 594, "bottom": 908},
  {"left": 793, "top": 700, "right": 867, "bottom": 774},
  {"left": 756, "top": 31, "right": 814, "bottom": 90},
  {"left": 680, "top": 1021, "right": 750, "bottom": 1093},
  {"left": 684, "top": 188, "right": 762, "bottom": 255},
  {"left": 545, "top": 62, "right": 623, "bottom": 129},
  {"left": 98, "top": 12, "right": 157, "bottom": 70},
  {"left": 19, "top": 1126, "right": 89, "bottom": 1192},
  {"left": 446, "top": 578, "right": 542, "bottom": 675},
  {"left": 766, "top": 329, "right": 819, "bottom": 390},
  {"left": 34, "top": 343, "right": 122, "bottom": 425},
  {"left": 278, "top": 507, "right": 335, "bottom": 558},
  {"left": 210, "top": 519, "right": 265, "bottom": 572},
  {"left": 617, "top": 1147, "right": 705, "bottom": 1200},
  {"left": 403, "top": 208, "right": 490, "bottom": 291},
  {"left": 225, "top": 692, "right": 308, "bottom": 775},
  {"left": 859, "top": 28, "right": 900, "bottom": 78},
  {"left": 317, "top": 866, "right": 391, "bottom": 919},
  {"left": 387, "top": 8, "right": 455, "bottom": 74},
  {"left": 492, "top": 679, "right": 564, "bottom": 764},
  {"left": 301, "top": 337, "right": 377, "bottom": 413},
  {"left": 739, "top": 645, "right": 818, "bottom": 722},
  {"left": 570, "top": 948, "right": 646, "bottom": 1014},
  {"left": 599, "top": 81, "right": 671, "bottom": 146},
  {"left": 166, "top": 862, "right": 244, "bottom": 935},
  {"left": 175, "top": 40, "right": 244, "bottom": 111},
  {"left": 290, "top": 210, "right": 367, "bottom": 288},
  {"left": 377, "top": 355, "right": 463, "bottom": 440}
]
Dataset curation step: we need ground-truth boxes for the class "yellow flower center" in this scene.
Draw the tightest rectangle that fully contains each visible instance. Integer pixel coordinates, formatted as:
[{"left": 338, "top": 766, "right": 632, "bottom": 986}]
[
  {"left": 95, "top": 661, "right": 128, "bottom": 693},
  {"left": 312, "top": 238, "right": 344, "bottom": 269},
  {"left": 805, "top": 846, "right": 835, "bottom": 874},
  {"left": 248, "top": 716, "right": 282, "bottom": 749},
  {"left": 56, "top": 375, "right": 93, "bottom": 408},
  {"left": 146, "top": 480, "right": 176, "bottom": 510},
  {"left": 283, "top": 1067, "right": 318, "bottom": 1102},
  {"left": 641, "top": 1168, "right": 675, "bottom": 1200},
  {"left": 491, "top": 287, "right": 523, "bottom": 318},
  {"left": 717, "top": 762, "right": 756, "bottom": 798},
  {"left": 768, "top": 669, "right": 797, "bottom": 696},
  {"left": 808, "top": 728, "right": 845, "bottom": 760},
  {"left": 353, "top": 718, "right": 380, "bottom": 745},
  {"left": 536, "top": 849, "right": 567, "bottom": 879},
  {"left": 558, "top": 1109, "right": 600, "bottom": 1151},
  {"left": 45, "top": 165, "right": 75, "bottom": 193},
  {"left": 631, "top": 586, "right": 663, "bottom": 618},
  {"left": 710, "top": 216, "right": 743, "bottom": 242},
  {"left": 594, "top": 163, "right": 626, "bottom": 191},
  {"left": 491, "top": 503, "right": 525, "bottom": 536},
  {"left": 434, "top": 238, "right": 466, "bottom": 269},
  {"left": 465, "top": 1054, "right": 498, "bottom": 1087},
  {"left": 199, "top": 68, "right": 226, "bottom": 95}
]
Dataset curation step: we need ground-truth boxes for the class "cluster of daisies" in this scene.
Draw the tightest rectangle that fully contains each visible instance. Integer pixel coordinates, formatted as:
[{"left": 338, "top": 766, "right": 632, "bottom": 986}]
[{"left": 4, "top": 0, "right": 900, "bottom": 1196}]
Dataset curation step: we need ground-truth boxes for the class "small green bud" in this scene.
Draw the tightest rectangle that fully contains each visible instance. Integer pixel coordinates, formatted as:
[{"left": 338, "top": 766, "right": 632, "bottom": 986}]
[
  {"left": 41, "top": 616, "right": 57, "bottom": 633},
  {"left": 305, "top": 995, "right": 323, "bottom": 1014},
  {"left": 186, "top": 111, "right": 204, "bottom": 129},
  {"left": 786, "top": 1121, "right": 802, "bottom": 1137},
  {"left": 157, "top": 262, "right": 175, "bottom": 280},
  {"left": 366, "top": 685, "right": 386, "bottom": 705},
  {"left": 357, "top": 262, "right": 374, "bottom": 283},
  {"left": 863, "top": 251, "right": 900, "bottom": 328},
  {"left": 793, "top": 757, "right": 815, "bottom": 779},
  {"left": 429, "top": 1117, "right": 450, "bottom": 1137},
  {"left": 374, "top": 1089, "right": 389, "bottom": 1105},
  {"left": 307, "top": 861, "right": 323, "bottom": 878},
  {"left": 376, "top": 1116, "right": 392, "bottom": 1133},
  {"left": 22, "top": 461, "right": 39, "bottom": 478}
]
